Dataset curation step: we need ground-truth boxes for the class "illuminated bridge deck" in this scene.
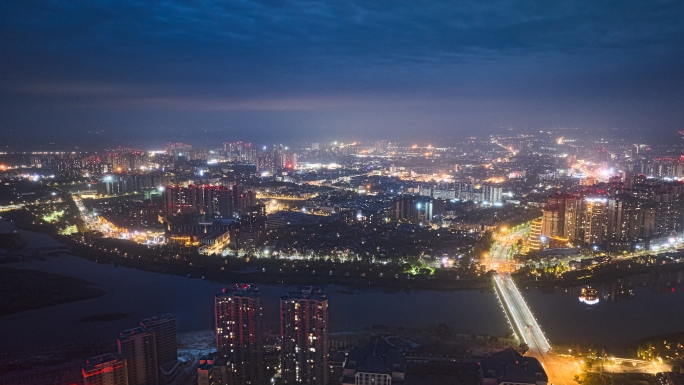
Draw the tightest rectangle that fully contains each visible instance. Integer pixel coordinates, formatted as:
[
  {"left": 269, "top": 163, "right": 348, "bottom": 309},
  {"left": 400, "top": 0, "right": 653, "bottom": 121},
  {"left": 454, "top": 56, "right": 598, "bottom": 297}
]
[{"left": 493, "top": 274, "right": 551, "bottom": 353}]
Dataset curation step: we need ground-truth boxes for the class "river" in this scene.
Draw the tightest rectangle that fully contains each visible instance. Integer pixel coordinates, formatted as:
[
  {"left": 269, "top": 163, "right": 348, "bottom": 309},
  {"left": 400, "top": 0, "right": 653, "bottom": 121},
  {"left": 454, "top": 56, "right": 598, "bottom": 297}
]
[
  {"left": 0, "top": 255, "right": 506, "bottom": 352},
  {"left": 1, "top": 219, "right": 683, "bottom": 353},
  {"left": 518, "top": 269, "right": 684, "bottom": 349}
]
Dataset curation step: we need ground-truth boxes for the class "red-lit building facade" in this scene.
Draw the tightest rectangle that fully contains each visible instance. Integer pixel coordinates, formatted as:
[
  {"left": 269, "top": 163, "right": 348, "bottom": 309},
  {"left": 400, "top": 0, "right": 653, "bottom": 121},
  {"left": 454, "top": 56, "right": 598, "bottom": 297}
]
[
  {"left": 280, "top": 287, "right": 328, "bottom": 385},
  {"left": 82, "top": 354, "right": 129, "bottom": 385},
  {"left": 214, "top": 284, "right": 263, "bottom": 385}
]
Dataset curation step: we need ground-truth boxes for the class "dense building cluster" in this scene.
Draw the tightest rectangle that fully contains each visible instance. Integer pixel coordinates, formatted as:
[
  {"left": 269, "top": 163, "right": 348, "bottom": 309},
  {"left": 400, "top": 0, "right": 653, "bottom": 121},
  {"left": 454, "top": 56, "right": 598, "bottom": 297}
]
[
  {"left": 206, "top": 285, "right": 547, "bottom": 385},
  {"left": 535, "top": 176, "right": 684, "bottom": 251},
  {"left": 162, "top": 185, "right": 257, "bottom": 219}
]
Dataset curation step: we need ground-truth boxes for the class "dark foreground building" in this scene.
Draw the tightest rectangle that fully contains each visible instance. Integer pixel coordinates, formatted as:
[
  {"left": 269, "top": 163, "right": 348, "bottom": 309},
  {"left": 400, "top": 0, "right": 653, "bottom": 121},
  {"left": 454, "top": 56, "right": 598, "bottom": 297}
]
[
  {"left": 117, "top": 328, "right": 158, "bottom": 385},
  {"left": 215, "top": 284, "right": 264, "bottom": 385},
  {"left": 280, "top": 286, "right": 329, "bottom": 385},
  {"left": 481, "top": 348, "right": 548, "bottom": 385},
  {"left": 140, "top": 313, "right": 178, "bottom": 384},
  {"left": 341, "top": 341, "right": 545, "bottom": 385},
  {"left": 342, "top": 338, "right": 405, "bottom": 385},
  {"left": 82, "top": 353, "right": 129, "bottom": 385}
]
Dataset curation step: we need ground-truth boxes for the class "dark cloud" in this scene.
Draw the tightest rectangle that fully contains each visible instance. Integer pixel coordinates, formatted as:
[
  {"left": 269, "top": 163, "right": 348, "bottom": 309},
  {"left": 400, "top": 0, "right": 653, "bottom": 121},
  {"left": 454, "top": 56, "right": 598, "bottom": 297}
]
[{"left": 1, "top": 0, "right": 683, "bottom": 148}]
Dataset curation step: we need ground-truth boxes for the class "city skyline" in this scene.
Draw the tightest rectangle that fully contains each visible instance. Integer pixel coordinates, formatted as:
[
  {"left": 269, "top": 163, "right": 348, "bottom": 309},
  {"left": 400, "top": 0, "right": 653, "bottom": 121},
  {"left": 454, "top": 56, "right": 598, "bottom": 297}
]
[
  {"left": 2, "top": 1, "right": 684, "bottom": 148},
  {"left": 3, "top": 2, "right": 684, "bottom": 385}
]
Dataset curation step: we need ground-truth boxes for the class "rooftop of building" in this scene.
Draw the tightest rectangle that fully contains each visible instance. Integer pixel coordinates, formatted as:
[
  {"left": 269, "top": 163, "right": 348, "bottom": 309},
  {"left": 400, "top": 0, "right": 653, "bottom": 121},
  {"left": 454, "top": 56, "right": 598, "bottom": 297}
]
[
  {"left": 84, "top": 353, "right": 122, "bottom": 370},
  {"left": 119, "top": 326, "right": 152, "bottom": 338},
  {"left": 346, "top": 338, "right": 405, "bottom": 375},
  {"left": 404, "top": 359, "right": 483, "bottom": 385},
  {"left": 141, "top": 313, "right": 175, "bottom": 325},
  {"left": 216, "top": 283, "right": 261, "bottom": 299},
  {"left": 480, "top": 347, "right": 547, "bottom": 385},
  {"left": 159, "top": 360, "right": 181, "bottom": 375},
  {"left": 280, "top": 286, "right": 327, "bottom": 302}
]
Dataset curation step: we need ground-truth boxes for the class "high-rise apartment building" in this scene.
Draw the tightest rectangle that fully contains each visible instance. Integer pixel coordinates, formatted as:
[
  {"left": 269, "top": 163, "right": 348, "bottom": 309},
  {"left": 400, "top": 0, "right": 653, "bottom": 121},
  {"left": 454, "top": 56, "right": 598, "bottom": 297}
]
[
  {"left": 393, "top": 196, "right": 438, "bottom": 223},
  {"left": 285, "top": 153, "right": 298, "bottom": 169},
  {"left": 163, "top": 185, "right": 256, "bottom": 219},
  {"left": 255, "top": 146, "right": 297, "bottom": 173},
  {"left": 256, "top": 153, "right": 275, "bottom": 174},
  {"left": 605, "top": 195, "right": 653, "bottom": 250},
  {"left": 223, "top": 141, "right": 257, "bottom": 162},
  {"left": 97, "top": 174, "right": 162, "bottom": 196},
  {"left": 563, "top": 195, "right": 580, "bottom": 241},
  {"left": 483, "top": 184, "right": 503, "bottom": 204},
  {"left": 163, "top": 186, "right": 201, "bottom": 216},
  {"left": 543, "top": 194, "right": 608, "bottom": 249},
  {"left": 215, "top": 284, "right": 263, "bottom": 385},
  {"left": 118, "top": 328, "right": 158, "bottom": 385},
  {"left": 140, "top": 314, "right": 177, "bottom": 376},
  {"left": 82, "top": 354, "right": 129, "bottom": 385},
  {"left": 165, "top": 142, "right": 193, "bottom": 161},
  {"left": 541, "top": 207, "right": 561, "bottom": 239},
  {"left": 540, "top": 193, "right": 578, "bottom": 240},
  {"left": 580, "top": 197, "right": 608, "bottom": 248},
  {"left": 539, "top": 179, "right": 684, "bottom": 251},
  {"left": 652, "top": 192, "right": 684, "bottom": 235},
  {"left": 280, "top": 287, "right": 329, "bottom": 385},
  {"left": 232, "top": 185, "right": 257, "bottom": 218},
  {"left": 529, "top": 218, "right": 543, "bottom": 251}
]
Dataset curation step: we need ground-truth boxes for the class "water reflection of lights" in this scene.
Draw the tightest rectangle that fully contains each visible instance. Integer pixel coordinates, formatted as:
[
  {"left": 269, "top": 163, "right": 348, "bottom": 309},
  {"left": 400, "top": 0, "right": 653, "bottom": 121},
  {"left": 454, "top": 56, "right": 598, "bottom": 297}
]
[
  {"left": 579, "top": 287, "right": 599, "bottom": 305},
  {"left": 579, "top": 297, "right": 599, "bottom": 305}
]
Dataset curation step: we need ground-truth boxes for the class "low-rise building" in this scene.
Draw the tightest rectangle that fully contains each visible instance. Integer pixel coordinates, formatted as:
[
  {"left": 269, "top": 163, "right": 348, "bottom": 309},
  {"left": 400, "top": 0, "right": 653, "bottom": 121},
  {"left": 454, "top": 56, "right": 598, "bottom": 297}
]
[
  {"left": 342, "top": 339, "right": 405, "bottom": 385},
  {"left": 481, "top": 348, "right": 547, "bottom": 385},
  {"left": 404, "top": 358, "right": 483, "bottom": 385}
]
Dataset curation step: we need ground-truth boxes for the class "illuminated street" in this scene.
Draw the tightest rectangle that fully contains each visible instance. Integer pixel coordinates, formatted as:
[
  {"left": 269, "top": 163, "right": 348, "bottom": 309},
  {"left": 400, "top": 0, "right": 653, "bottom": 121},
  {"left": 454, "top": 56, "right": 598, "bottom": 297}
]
[
  {"left": 495, "top": 273, "right": 578, "bottom": 385},
  {"left": 600, "top": 358, "right": 670, "bottom": 374},
  {"left": 489, "top": 228, "right": 578, "bottom": 385},
  {"left": 2, "top": 1, "right": 684, "bottom": 382},
  {"left": 484, "top": 226, "right": 528, "bottom": 272},
  {"left": 489, "top": 232, "right": 673, "bottom": 384}
]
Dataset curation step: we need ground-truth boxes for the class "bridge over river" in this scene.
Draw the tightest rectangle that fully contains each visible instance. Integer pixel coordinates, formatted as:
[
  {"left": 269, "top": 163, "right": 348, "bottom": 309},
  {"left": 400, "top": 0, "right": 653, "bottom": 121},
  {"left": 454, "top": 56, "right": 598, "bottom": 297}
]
[
  {"left": 494, "top": 273, "right": 576, "bottom": 385},
  {"left": 485, "top": 224, "right": 672, "bottom": 383}
]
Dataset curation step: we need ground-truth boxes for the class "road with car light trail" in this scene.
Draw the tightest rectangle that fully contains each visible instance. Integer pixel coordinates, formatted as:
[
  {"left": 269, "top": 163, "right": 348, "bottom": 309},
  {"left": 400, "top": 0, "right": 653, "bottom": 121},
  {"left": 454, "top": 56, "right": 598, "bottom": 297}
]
[
  {"left": 486, "top": 225, "right": 574, "bottom": 384},
  {"left": 494, "top": 272, "right": 576, "bottom": 385}
]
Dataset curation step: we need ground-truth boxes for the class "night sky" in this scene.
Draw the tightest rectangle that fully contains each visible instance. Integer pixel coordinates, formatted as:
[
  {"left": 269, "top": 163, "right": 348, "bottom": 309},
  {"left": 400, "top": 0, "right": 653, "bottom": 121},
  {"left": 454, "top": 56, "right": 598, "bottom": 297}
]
[{"left": 1, "top": 1, "right": 683, "bottom": 149}]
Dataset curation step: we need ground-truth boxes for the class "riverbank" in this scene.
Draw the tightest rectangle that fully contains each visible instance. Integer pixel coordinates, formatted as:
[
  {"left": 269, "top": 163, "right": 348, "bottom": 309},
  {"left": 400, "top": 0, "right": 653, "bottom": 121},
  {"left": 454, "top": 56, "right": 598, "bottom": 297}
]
[
  {"left": 0, "top": 254, "right": 508, "bottom": 353},
  {"left": 5, "top": 205, "right": 682, "bottom": 293},
  {"left": 513, "top": 260, "right": 684, "bottom": 289},
  {"left": 68, "top": 242, "right": 496, "bottom": 292},
  {"left": 0, "top": 266, "right": 105, "bottom": 316},
  {"left": 2, "top": 207, "right": 495, "bottom": 292}
]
